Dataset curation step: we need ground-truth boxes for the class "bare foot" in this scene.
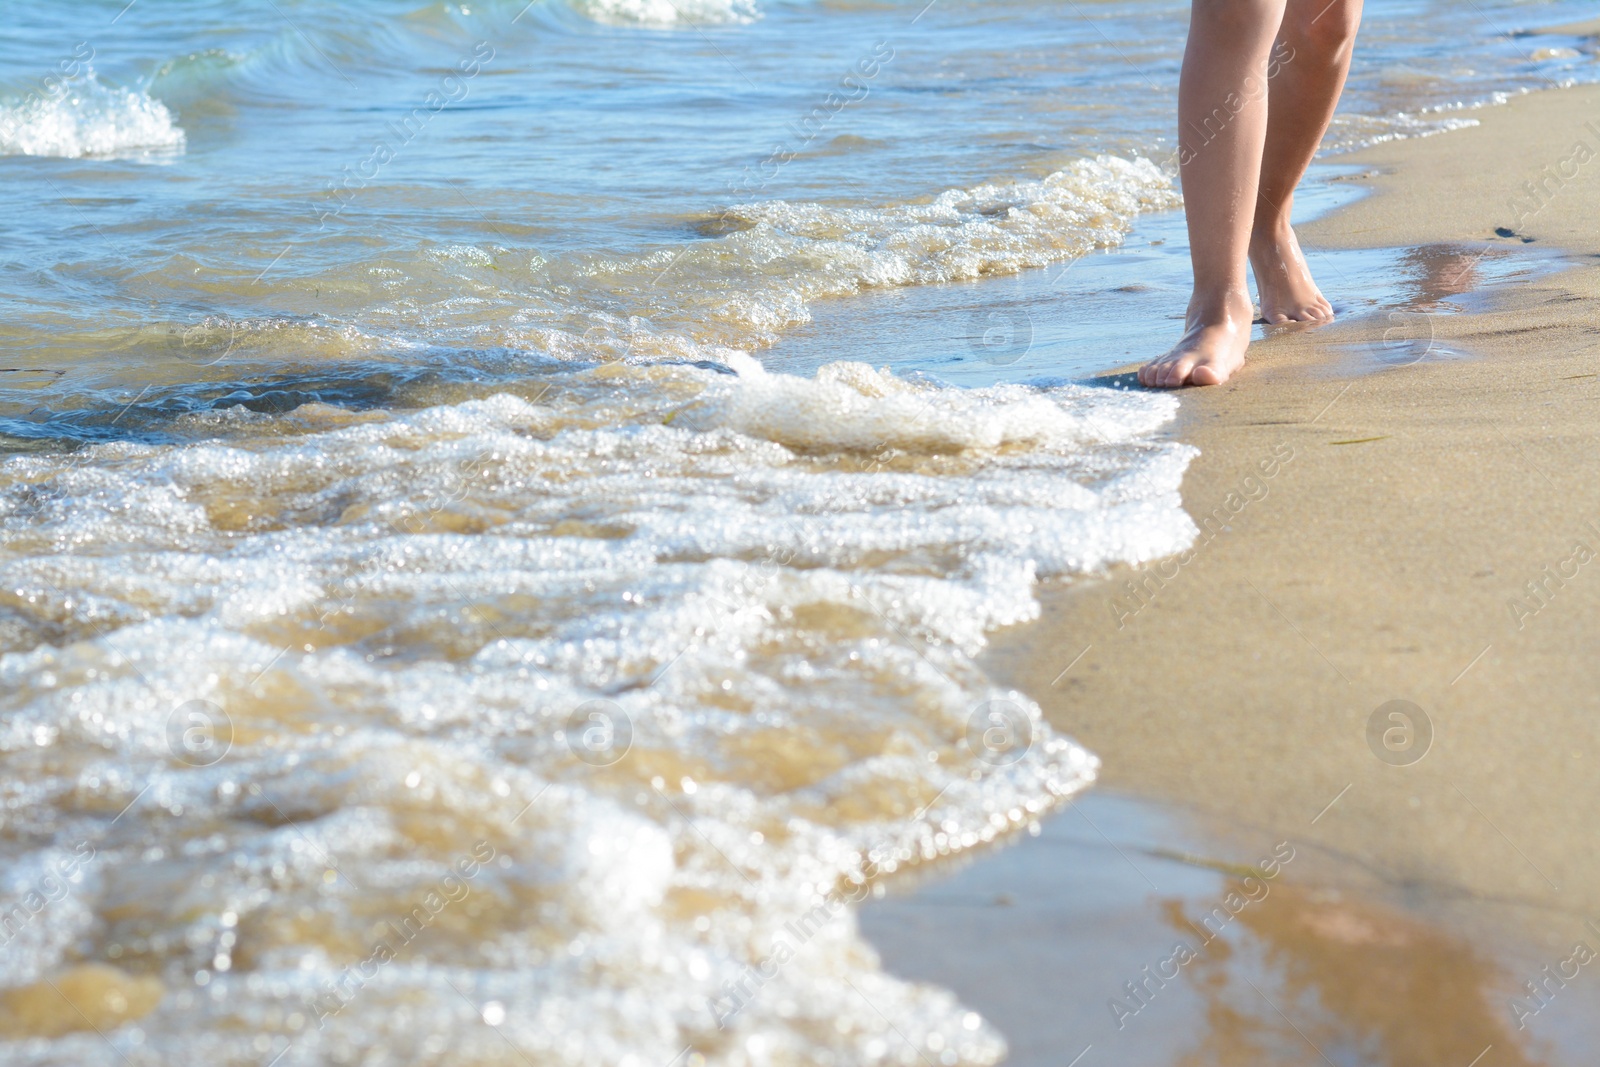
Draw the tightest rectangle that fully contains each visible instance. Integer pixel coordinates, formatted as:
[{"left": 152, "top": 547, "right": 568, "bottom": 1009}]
[
  {"left": 1138, "top": 292, "right": 1253, "bottom": 388},
  {"left": 1249, "top": 221, "right": 1334, "bottom": 324}
]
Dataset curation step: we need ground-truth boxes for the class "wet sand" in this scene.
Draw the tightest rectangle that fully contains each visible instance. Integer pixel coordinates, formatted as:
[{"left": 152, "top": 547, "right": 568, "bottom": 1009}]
[{"left": 864, "top": 82, "right": 1600, "bottom": 1066}]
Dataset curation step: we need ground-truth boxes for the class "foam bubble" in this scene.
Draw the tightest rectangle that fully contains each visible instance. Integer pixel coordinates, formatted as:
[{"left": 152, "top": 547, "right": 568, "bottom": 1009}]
[
  {"left": 0, "top": 71, "right": 185, "bottom": 159},
  {"left": 678, "top": 352, "right": 1171, "bottom": 455},
  {"left": 0, "top": 358, "right": 1194, "bottom": 1064}
]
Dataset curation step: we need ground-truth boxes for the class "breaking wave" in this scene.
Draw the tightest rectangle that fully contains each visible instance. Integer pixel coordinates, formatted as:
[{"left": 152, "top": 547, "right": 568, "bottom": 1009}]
[{"left": 0, "top": 71, "right": 185, "bottom": 159}]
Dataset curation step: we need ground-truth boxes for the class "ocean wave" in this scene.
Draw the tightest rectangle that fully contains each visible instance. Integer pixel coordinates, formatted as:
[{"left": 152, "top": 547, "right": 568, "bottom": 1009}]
[
  {"left": 566, "top": 0, "right": 761, "bottom": 27},
  {"left": 0, "top": 71, "right": 185, "bottom": 159},
  {"left": 315, "top": 154, "right": 1181, "bottom": 364},
  {"left": 0, "top": 359, "right": 1194, "bottom": 1064},
  {"left": 672, "top": 155, "right": 1181, "bottom": 340},
  {"left": 1324, "top": 92, "right": 1536, "bottom": 152}
]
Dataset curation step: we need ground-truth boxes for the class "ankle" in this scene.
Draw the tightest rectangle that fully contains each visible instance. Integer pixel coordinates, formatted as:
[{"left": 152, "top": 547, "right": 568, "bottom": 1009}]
[
  {"left": 1186, "top": 288, "right": 1254, "bottom": 328},
  {"left": 1250, "top": 214, "right": 1295, "bottom": 250}
]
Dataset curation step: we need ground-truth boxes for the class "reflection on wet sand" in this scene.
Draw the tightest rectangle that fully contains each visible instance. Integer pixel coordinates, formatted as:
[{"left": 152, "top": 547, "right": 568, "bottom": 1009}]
[
  {"left": 1400, "top": 243, "right": 1496, "bottom": 312},
  {"left": 1171, "top": 883, "right": 1541, "bottom": 1067},
  {"left": 1344, "top": 242, "right": 1524, "bottom": 370},
  {"left": 858, "top": 793, "right": 1571, "bottom": 1067}
]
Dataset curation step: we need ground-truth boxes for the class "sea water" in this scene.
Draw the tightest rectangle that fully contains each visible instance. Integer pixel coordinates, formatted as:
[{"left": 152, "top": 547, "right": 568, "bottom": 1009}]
[{"left": 0, "top": 2, "right": 1595, "bottom": 1064}]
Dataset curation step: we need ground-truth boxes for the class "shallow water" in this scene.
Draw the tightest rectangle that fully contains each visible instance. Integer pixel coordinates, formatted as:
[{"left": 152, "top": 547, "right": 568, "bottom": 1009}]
[
  {"left": 864, "top": 791, "right": 1600, "bottom": 1067},
  {"left": 1, "top": 1, "right": 1597, "bottom": 1064}
]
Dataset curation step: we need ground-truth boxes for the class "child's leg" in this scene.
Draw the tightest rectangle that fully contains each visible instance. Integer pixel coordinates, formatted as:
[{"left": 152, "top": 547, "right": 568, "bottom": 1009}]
[
  {"left": 1140, "top": 0, "right": 1288, "bottom": 389},
  {"left": 1250, "top": 0, "right": 1364, "bottom": 322}
]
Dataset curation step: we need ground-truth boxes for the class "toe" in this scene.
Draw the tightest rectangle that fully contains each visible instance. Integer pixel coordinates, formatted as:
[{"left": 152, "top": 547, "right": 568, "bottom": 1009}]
[
  {"left": 1189, "top": 360, "right": 1227, "bottom": 386},
  {"left": 1160, "top": 354, "right": 1196, "bottom": 388}
]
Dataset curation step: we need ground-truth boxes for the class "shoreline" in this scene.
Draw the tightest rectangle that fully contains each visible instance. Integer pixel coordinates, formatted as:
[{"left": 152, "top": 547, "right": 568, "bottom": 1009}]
[{"left": 864, "top": 81, "right": 1600, "bottom": 1066}]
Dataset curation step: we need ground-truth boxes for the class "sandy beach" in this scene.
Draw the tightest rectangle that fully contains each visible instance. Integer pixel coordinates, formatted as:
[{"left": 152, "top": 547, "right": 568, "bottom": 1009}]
[{"left": 867, "top": 81, "right": 1600, "bottom": 1066}]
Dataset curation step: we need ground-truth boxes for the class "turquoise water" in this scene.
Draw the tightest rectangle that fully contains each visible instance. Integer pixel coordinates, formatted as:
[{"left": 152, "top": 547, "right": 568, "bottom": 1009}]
[{"left": 0, "top": 2, "right": 1596, "bottom": 1065}]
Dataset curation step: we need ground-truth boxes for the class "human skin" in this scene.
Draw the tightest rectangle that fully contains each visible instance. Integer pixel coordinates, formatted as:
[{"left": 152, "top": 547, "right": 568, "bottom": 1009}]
[{"left": 1139, "top": 0, "right": 1364, "bottom": 388}]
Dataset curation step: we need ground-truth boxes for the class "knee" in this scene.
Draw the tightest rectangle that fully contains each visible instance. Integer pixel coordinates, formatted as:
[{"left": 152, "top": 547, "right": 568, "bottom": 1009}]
[
  {"left": 1282, "top": 0, "right": 1361, "bottom": 60},
  {"left": 1191, "top": 0, "right": 1284, "bottom": 36}
]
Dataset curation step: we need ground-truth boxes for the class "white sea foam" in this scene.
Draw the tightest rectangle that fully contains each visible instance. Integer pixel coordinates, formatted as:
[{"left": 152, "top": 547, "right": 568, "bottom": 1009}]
[
  {"left": 679, "top": 155, "right": 1181, "bottom": 339},
  {"left": 0, "top": 46, "right": 1182, "bottom": 1067},
  {"left": 359, "top": 154, "right": 1181, "bottom": 362},
  {"left": 0, "top": 72, "right": 185, "bottom": 159},
  {"left": 568, "top": 0, "right": 760, "bottom": 26},
  {"left": 1324, "top": 92, "right": 1538, "bottom": 151},
  {"left": 0, "top": 359, "right": 1194, "bottom": 1065}
]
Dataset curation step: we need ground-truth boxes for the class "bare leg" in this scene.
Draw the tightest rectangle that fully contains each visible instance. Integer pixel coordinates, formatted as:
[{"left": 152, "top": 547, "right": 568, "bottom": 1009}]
[
  {"left": 1140, "top": 0, "right": 1287, "bottom": 389},
  {"left": 1250, "top": 0, "right": 1364, "bottom": 323}
]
